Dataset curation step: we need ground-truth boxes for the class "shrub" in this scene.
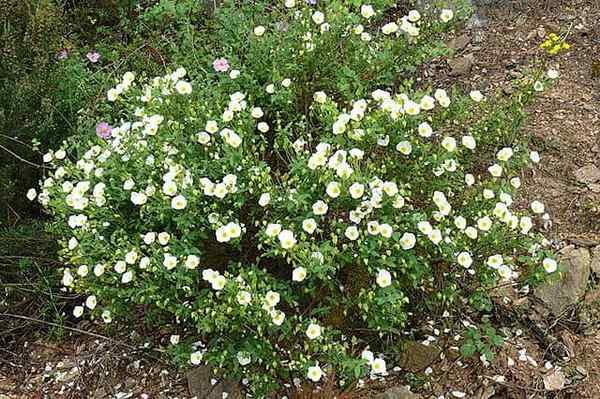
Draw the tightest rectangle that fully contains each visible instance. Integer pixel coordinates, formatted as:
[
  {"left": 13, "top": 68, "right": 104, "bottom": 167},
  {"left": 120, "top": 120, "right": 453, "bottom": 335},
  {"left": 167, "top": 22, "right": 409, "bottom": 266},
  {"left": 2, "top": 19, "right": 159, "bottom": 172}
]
[{"left": 30, "top": 1, "right": 560, "bottom": 396}]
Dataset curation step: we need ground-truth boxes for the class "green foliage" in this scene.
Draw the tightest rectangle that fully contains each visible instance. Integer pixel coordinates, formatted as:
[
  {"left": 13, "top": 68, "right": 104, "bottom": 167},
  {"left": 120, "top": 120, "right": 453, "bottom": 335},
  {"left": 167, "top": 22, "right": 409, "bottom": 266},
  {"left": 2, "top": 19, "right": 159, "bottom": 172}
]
[{"left": 460, "top": 318, "right": 505, "bottom": 362}]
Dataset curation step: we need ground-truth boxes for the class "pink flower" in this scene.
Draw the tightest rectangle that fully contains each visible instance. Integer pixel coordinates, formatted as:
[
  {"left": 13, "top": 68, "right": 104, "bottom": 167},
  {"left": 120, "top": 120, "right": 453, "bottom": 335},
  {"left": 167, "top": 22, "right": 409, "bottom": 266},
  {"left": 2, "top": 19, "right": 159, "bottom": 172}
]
[
  {"left": 213, "top": 58, "right": 230, "bottom": 72},
  {"left": 86, "top": 51, "right": 101, "bottom": 63},
  {"left": 96, "top": 122, "right": 112, "bottom": 139}
]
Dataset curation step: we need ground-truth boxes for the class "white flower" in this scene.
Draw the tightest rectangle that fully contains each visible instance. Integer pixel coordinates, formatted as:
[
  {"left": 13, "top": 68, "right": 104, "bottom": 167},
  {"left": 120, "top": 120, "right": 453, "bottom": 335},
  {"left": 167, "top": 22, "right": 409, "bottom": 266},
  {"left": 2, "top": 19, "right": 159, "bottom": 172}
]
[
  {"left": 465, "top": 226, "right": 478, "bottom": 239},
  {"left": 257, "top": 122, "right": 269, "bottom": 133},
  {"left": 307, "top": 365, "right": 323, "bottom": 382},
  {"left": 271, "top": 310, "right": 285, "bottom": 325},
  {"left": 547, "top": 69, "right": 560, "bottom": 79},
  {"left": 496, "top": 147, "right": 514, "bottom": 162},
  {"left": 121, "top": 271, "right": 133, "bottom": 283},
  {"left": 488, "top": 164, "right": 503, "bottom": 177},
  {"left": 349, "top": 182, "right": 365, "bottom": 199},
  {"left": 237, "top": 352, "right": 251, "bottom": 366},
  {"left": 266, "top": 223, "right": 282, "bottom": 238},
  {"left": 510, "top": 177, "right": 521, "bottom": 189},
  {"left": 205, "top": 120, "right": 218, "bottom": 133},
  {"left": 465, "top": 174, "right": 475, "bottom": 186},
  {"left": 306, "top": 323, "right": 322, "bottom": 340},
  {"left": 170, "top": 335, "right": 180, "bottom": 345},
  {"left": 101, "top": 310, "right": 112, "bottom": 323},
  {"left": 379, "top": 223, "right": 393, "bottom": 238},
  {"left": 265, "top": 290, "right": 280, "bottom": 307},
  {"left": 185, "top": 255, "right": 200, "bottom": 269},
  {"left": 292, "top": 267, "right": 307, "bottom": 282},
  {"left": 312, "top": 200, "right": 328, "bottom": 215},
  {"left": 162, "top": 181, "right": 177, "bottom": 196},
  {"left": 408, "top": 10, "right": 421, "bottom": 22},
  {"left": 542, "top": 258, "right": 557, "bottom": 273},
  {"left": 175, "top": 81, "right": 192, "bottom": 95},
  {"left": 85, "top": 295, "right": 97, "bottom": 310},
  {"left": 396, "top": 141, "right": 412, "bottom": 155},
  {"left": 440, "top": 9, "right": 454, "bottom": 23},
  {"left": 441, "top": 137, "right": 457, "bottom": 152},
  {"left": 216, "top": 226, "right": 230, "bottom": 242},
  {"left": 519, "top": 216, "right": 533, "bottom": 234},
  {"left": 158, "top": 232, "right": 170, "bottom": 245},
  {"left": 382, "top": 22, "right": 398, "bottom": 35},
  {"left": 361, "top": 350, "right": 374, "bottom": 363},
  {"left": 278, "top": 229, "right": 297, "bottom": 249},
  {"left": 462, "top": 135, "right": 476, "bottom": 150},
  {"left": 530, "top": 151, "right": 540, "bottom": 163},
  {"left": 487, "top": 254, "right": 504, "bottom": 268},
  {"left": 190, "top": 351, "right": 204, "bottom": 365},
  {"left": 171, "top": 195, "right": 187, "bottom": 210},
  {"left": 371, "top": 358, "right": 387, "bottom": 374},
  {"left": 139, "top": 257, "right": 150, "bottom": 269},
  {"left": 281, "top": 78, "right": 291, "bottom": 88},
  {"left": 163, "top": 254, "right": 178, "bottom": 270},
  {"left": 237, "top": 291, "right": 252, "bottom": 305},
  {"left": 400, "top": 232, "right": 416, "bottom": 249},
  {"left": 285, "top": 0, "right": 295, "bottom": 7},
  {"left": 73, "top": 305, "right": 84, "bottom": 318},
  {"left": 314, "top": 91, "right": 327, "bottom": 104},
  {"left": 470, "top": 90, "right": 484, "bottom": 102},
  {"left": 266, "top": 83, "right": 275, "bottom": 94},
  {"left": 26, "top": 188, "right": 37, "bottom": 201},
  {"left": 258, "top": 193, "right": 271, "bottom": 207},
  {"left": 531, "top": 200, "right": 545, "bottom": 214},
  {"left": 477, "top": 216, "right": 493, "bottom": 231},
  {"left": 326, "top": 181, "right": 341, "bottom": 198},
  {"left": 345, "top": 226, "right": 359, "bottom": 241},
  {"left": 131, "top": 191, "right": 148, "bottom": 205},
  {"left": 533, "top": 81, "right": 544, "bottom": 92},
  {"left": 302, "top": 218, "right": 317, "bottom": 234},
  {"left": 211, "top": 275, "right": 226, "bottom": 290},
  {"left": 360, "top": 4, "right": 375, "bottom": 18},
  {"left": 376, "top": 269, "right": 392, "bottom": 288},
  {"left": 418, "top": 122, "right": 433, "bottom": 138},
  {"left": 312, "top": 11, "right": 325, "bottom": 24},
  {"left": 229, "top": 69, "right": 240, "bottom": 79},
  {"left": 457, "top": 252, "right": 473, "bottom": 268},
  {"left": 253, "top": 26, "right": 265, "bottom": 36}
]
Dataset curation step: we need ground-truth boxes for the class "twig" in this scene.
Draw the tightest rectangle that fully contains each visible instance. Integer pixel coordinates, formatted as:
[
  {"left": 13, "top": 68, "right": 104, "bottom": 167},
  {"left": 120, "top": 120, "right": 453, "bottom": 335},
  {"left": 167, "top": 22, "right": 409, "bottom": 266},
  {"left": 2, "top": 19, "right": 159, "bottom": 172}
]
[
  {"left": 0, "top": 143, "right": 48, "bottom": 169},
  {"left": 0, "top": 313, "right": 137, "bottom": 350}
]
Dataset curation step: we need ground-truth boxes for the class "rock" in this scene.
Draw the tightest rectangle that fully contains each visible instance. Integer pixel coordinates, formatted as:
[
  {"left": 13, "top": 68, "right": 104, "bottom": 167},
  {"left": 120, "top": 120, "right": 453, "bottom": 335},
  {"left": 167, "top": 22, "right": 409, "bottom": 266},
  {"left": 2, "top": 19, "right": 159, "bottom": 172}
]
[
  {"left": 448, "top": 53, "right": 475, "bottom": 76},
  {"left": 574, "top": 164, "right": 600, "bottom": 184},
  {"left": 187, "top": 366, "right": 241, "bottom": 399},
  {"left": 536, "top": 246, "right": 591, "bottom": 315},
  {"left": 376, "top": 386, "right": 422, "bottom": 399},
  {"left": 543, "top": 369, "right": 566, "bottom": 391},
  {"left": 447, "top": 34, "right": 471, "bottom": 51},
  {"left": 591, "top": 246, "right": 600, "bottom": 274},
  {"left": 398, "top": 341, "right": 441, "bottom": 372}
]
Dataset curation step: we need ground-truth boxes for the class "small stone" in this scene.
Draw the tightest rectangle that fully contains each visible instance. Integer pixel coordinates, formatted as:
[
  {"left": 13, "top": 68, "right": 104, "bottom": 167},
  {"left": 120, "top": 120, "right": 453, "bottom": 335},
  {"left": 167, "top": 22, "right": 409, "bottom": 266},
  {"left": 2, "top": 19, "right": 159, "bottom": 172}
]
[
  {"left": 448, "top": 53, "right": 475, "bottom": 76},
  {"left": 376, "top": 386, "right": 422, "bottom": 399},
  {"left": 398, "top": 341, "right": 442, "bottom": 372},
  {"left": 574, "top": 164, "right": 600, "bottom": 184},
  {"left": 543, "top": 369, "right": 566, "bottom": 391}
]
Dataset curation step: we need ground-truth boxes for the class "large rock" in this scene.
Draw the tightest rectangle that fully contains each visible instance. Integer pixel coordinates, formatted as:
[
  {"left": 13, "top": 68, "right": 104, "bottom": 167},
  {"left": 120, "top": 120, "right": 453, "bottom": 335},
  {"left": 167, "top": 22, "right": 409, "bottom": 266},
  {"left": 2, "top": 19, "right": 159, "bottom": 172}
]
[
  {"left": 536, "top": 247, "right": 591, "bottom": 315},
  {"left": 186, "top": 366, "right": 242, "bottom": 399},
  {"left": 398, "top": 341, "right": 441, "bottom": 372},
  {"left": 376, "top": 386, "right": 422, "bottom": 399}
]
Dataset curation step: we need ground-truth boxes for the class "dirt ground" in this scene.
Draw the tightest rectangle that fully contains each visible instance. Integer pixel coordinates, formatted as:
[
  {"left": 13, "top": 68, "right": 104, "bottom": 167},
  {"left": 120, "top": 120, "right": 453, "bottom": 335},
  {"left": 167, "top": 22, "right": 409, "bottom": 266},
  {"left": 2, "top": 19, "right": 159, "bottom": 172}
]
[{"left": 1, "top": 1, "right": 599, "bottom": 398}]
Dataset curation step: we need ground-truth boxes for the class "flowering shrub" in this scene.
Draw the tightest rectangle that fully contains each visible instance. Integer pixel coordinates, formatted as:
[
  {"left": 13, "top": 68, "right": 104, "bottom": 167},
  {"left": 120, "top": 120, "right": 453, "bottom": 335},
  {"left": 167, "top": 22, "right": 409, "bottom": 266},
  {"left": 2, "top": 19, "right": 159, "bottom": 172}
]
[{"left": 29, "top": 1, "right": 561, "bottom": 396}]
